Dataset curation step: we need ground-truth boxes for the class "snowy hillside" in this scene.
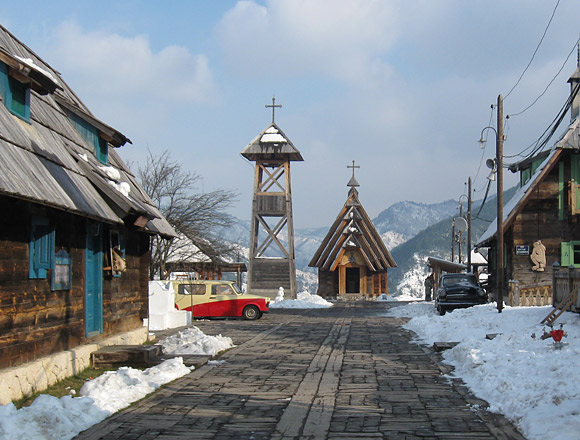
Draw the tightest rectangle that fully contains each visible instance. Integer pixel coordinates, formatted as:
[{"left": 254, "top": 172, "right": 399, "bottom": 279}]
[{"left": 373, "top": 200, "right": 459, "bottom": 241}]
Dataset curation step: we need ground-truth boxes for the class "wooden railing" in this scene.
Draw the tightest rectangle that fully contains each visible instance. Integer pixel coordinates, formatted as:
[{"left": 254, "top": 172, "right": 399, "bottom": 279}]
[
  {"left": 507, "top": 264, "right": 580, "bottom": 314},
  {"left": 508, "top": 280, "right": 552, "bottom": 307},
  {"left": 552, "top": 264, "right": 580, "bottom": 313}
]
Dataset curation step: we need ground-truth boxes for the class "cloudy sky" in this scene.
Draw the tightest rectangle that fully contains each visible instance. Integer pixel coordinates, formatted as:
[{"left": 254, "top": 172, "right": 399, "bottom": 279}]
[{"left": 2, "top": 0, "right": 580, "bottom": 228}]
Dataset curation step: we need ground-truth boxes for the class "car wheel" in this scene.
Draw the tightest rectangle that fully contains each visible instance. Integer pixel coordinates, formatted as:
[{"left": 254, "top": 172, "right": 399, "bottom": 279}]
[
  {"left": 243, "top": 305, "right": 259, "bottom": 320},
  {"left": 438, "top": 306, "right": 445, "bottom": 316}
]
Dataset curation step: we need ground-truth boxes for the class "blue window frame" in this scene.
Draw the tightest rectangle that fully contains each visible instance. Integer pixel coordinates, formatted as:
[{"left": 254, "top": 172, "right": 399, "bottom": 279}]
[
  {"left": 69, "top": 113, "right": 108, "bottom": 164},
  {"left": 29, "top": 216, "right": 55, "bottom": 279},
  {"left": 0, "top": 62, "right": 31, "bottom": 122}
]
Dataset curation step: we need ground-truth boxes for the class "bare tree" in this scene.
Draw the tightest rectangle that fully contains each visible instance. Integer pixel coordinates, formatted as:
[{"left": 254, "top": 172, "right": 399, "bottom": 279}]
[{"left": 137, "top": 150, "right": 238, "bottom": 279}]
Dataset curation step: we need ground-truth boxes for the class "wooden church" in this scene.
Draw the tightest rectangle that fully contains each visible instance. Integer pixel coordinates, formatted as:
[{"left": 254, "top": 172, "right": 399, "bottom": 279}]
[{"left": 309, "top": 162, "right": 396, "bottom": 299}]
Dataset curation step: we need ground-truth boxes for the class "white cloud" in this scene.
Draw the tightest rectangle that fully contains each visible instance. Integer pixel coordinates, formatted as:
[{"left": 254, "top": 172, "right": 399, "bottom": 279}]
[
  {"left": 215, "top": 0, "right": 400, "bottom": 84},
  {"left": 50, "top": 21, "right": 214, "bottom": 103}
]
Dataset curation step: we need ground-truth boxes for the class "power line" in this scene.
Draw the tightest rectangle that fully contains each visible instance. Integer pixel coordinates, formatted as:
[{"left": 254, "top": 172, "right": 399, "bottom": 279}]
[
  {"left": 504, "top": 0, "right": 561, "bottom": 100},
  {"left": 508, "top": 36, "right": 580, "bottom": 118},
  {"left": 504, "top": 81, "right": 579, "bottom": 164}
]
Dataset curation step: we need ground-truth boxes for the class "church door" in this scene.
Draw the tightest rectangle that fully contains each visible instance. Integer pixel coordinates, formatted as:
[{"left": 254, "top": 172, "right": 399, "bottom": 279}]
[{"left": 346, "top": 267, "right": 360, "bottom": 293}]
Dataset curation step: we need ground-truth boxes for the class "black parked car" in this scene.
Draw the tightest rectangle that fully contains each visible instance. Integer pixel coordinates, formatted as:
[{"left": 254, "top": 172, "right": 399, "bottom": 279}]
[{"left": 435, "top": 273, "right": 487, "bottom": 315}]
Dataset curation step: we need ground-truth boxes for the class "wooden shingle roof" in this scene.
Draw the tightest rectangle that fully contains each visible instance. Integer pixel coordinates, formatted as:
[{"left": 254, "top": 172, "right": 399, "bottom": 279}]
[
  {"left": 0, "top": 25, "right": 175, "bottom": 238},
  {"left": 241, "top": 122, "right": 303, "bottom": 162},
  {"left": 309, "top": 187, "right": 396, "bottom": 272}
]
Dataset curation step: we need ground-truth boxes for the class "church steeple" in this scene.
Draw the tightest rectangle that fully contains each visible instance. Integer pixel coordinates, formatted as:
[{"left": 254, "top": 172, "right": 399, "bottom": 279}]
[{"left": 347, "top": 160, "right": 360, "bottom": 195}]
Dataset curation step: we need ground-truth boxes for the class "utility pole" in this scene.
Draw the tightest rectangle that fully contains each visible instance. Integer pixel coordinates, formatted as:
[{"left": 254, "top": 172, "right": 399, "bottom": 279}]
[
  {"left": 458, "top": 203, "right": 463, "bottom": 265},
  {"left": 451, "top": 219, "right": 455, "bottom": 262},
  {"left": 467, "top": 177, "right": 472, "bottom": 273},
  {"left": 497, "top": 95, "right": 504, "bottom": 313}
]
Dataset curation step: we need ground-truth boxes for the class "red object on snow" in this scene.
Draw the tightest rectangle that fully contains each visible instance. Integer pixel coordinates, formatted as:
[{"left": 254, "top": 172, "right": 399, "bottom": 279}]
[{"left": 551, "top": 329, "right": 565, "bottom": 342}]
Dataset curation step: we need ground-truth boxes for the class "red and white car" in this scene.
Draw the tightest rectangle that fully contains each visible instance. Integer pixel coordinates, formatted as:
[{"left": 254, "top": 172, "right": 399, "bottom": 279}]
[{"left": 172, "top": 280, "right": 270, "bottom": 320}]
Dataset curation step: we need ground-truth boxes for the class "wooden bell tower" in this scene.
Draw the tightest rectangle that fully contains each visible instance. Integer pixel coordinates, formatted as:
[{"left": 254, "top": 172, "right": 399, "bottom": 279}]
[{"left": 241, "top": 98, "right": 303, "bottom": 299}]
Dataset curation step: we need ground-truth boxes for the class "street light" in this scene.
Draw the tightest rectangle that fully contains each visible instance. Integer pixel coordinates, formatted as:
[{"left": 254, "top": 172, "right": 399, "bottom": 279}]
[{"left": 478, "top": 95, "right": 505, "bottom": 313}]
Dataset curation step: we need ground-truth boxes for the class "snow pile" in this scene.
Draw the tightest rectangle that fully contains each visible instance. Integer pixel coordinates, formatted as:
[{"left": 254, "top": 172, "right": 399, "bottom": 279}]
[
  {"left": 0, "top": 325, "right": 235, "bottom": 440},
  {"left": 270, "top": 289, "right": 333, "bottom": 309},
  {"left": 158, "top": 326, "right": 234, "bottom": 356},
  {"left": 386, "top": 302, "right": 580, "bottom": 440},
  {"left": 79, "top": 358, "right": 191, "bottom": 413},
  {"left": 0, "top": 358, "right": 190, "bottom": 440}
]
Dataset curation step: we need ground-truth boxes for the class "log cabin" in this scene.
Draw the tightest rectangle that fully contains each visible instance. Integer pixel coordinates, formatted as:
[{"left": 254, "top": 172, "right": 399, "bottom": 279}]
[
  {"left": 0, "top": 25, "right": 175, "bottom": 402},
  {"left": 309, "top": 164, "right": 396, "bottom": 299},
  {"left": 476, "top": 60, "right": 580, "bottom": 312}
]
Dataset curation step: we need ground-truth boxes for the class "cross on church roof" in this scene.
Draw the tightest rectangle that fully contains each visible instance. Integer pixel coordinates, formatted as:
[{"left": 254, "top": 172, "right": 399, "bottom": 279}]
[
  {"left": 265, "top": 96, "right": 282, "bottom": 123},
  {"left": 347, "top": 160, "right": 360, "bottom": 188}
]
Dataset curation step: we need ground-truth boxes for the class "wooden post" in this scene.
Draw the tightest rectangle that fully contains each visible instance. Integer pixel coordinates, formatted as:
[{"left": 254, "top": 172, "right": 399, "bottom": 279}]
[
  {"left": 467, "top": 177, "right": 472, "bottom": 273},
  {"left": 497, "top": 94, "right": 505, "bottom": 313},
  {"left": 552, "top": 261, "right": 560, "bottom": 307}
]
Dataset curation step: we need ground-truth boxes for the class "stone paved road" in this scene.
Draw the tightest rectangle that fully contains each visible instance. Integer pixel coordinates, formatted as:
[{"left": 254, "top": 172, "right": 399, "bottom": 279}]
[{"left": 75, "top": 302, "right": 526, "bottom": 440}]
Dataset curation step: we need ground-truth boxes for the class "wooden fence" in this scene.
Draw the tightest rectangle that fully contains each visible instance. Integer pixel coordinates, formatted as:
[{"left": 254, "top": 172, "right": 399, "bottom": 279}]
[
  {"left": 508, "top": 280, "right": 552, "bottom": 307},
  {"left": 507, "top": 264, "right": 580, "bottom": 312},
  {"left": 552, "top": 264, "right": 580, "bottom": 313}
]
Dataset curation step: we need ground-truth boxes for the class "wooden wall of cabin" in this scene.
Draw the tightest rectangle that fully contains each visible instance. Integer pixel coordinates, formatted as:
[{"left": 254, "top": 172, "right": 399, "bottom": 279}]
[
  {"left": 0, "top": 196, "right": 150, "bottom": 370},
  {"left": 367, "top": 272, "right": 388, "bottom": 296},
  {"left": 507, "top": 150, "right": 580, "bottom": 288},
  {"left": 317, "top": 270, "right": 338, "bottom": 298}
]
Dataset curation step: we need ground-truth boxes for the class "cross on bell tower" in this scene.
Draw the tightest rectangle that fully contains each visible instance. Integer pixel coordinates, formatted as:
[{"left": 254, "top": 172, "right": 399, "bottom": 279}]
[
  {"left": 265, "top": 95, "right": 282, "bottom": 123},
  {"left": 240, "top": 99, "right": 303, "bottom": 299}
]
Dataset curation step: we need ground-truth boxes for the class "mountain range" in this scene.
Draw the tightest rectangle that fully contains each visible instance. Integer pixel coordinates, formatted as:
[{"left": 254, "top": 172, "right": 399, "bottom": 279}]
[{"left": 220, "top": 186, "right": 518, "bottom": 297}]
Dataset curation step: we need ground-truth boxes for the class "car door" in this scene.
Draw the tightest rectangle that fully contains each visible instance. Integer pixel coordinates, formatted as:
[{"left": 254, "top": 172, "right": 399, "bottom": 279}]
[
  {"left": 207, "top": 283, "right": 239, "bottom": 317},
  {"left": 174, "top": 283, "right": 209, "bottom": 317}
]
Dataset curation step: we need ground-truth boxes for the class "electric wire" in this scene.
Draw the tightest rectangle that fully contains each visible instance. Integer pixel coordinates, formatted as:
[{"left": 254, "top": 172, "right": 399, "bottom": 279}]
[
  {"left": 504, "top": 0, "right": 561, "bottom": 100},
  {"left": 508, "top": 36, "right": 580, "bottom": 118},
  {"left": 473, "top": 179, "right": 492, "bottom": 221},
  {"left": 504, "top": 81, "right": 579, "bottom": 165}
]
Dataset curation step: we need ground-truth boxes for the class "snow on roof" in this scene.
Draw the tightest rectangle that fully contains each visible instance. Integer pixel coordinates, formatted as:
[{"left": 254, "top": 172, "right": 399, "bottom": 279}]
[
  {"left": 260, "top": 132, "right": 287, "bottom": 143},
  {"left": 470, "top": 249, "right": 488, "bottom": 265},
  {"left": 15, "top": 55, "right": 59, "bottom": 85}
]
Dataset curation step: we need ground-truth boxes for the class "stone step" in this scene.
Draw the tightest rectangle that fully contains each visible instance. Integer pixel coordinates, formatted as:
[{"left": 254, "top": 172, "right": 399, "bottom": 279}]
[{"left": 91, "top": 345, "right": 162, "bottom": 368}]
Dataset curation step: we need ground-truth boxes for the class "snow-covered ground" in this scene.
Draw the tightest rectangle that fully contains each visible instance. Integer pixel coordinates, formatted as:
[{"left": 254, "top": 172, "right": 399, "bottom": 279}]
[
  {"left": 0, "top": 327, "right": 235, "bottom": 440},
  {"left": 386, "top": 301, "right": 580, "bottom": 440}
]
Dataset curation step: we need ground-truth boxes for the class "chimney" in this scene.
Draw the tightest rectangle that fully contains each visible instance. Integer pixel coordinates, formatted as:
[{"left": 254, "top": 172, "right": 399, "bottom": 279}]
[{"left": 568, "top": 43, "right": 580, "bottom": 122}]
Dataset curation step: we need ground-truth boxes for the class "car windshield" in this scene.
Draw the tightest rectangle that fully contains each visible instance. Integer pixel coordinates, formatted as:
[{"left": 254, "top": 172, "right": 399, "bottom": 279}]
[{"left": 442, "top": 275, "right": 476, "bottom": 287}]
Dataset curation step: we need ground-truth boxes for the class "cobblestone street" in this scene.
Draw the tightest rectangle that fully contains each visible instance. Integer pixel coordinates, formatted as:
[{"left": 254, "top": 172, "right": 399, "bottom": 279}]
[{"left": 75, "top": 302, "right": 525, "bottom": 440}]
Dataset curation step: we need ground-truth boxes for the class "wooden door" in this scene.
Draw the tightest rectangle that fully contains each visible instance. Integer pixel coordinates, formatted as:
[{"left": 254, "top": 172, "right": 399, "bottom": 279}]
[
  {"left": 85, "top": 224, "right": 103, "bottom": 336},
  {"left": 346, "top": 267, "right": 360, "bottom": 293}
]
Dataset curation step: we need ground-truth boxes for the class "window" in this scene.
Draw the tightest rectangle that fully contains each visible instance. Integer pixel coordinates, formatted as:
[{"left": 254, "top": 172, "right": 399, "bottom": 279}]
[
  {"left": 178, "top": 284, "right": 205, "bottom": 295},
  {"left": 561, "top": 241, "right": 580, "bottom": 267},
  {"left": 109, "top": 230, "right": 126, "bottom": 277},
  {"left": 29, "top": 216, "right": 54, "bottom": 279},
  {"left": 520, "top": 168, "right": 531, "bottom": 187},
  {"left": 520, "top": 156, "right": 547, "bottom": 187},
  {"left": 212, "top": 284, "right": 236, "bottom": 296},
  {"left": 69, "top": 113, "right": 108, "bottom": 164},
  {"left": 0, "top": 62, "right": 31, "bottom": 122}
]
